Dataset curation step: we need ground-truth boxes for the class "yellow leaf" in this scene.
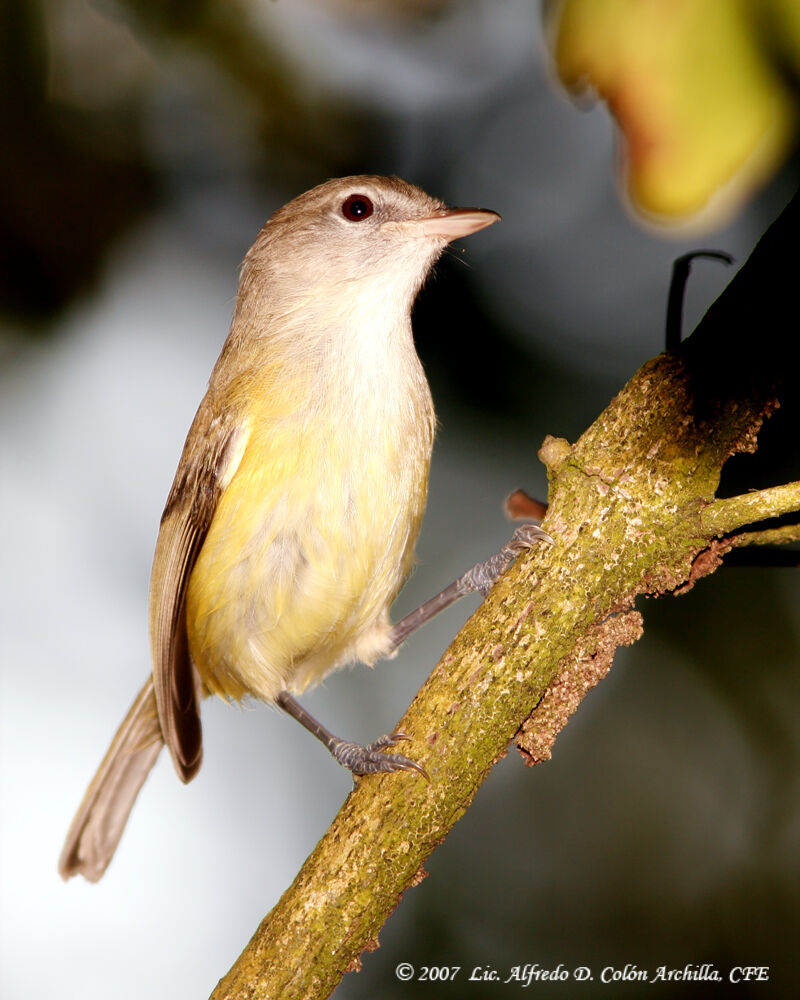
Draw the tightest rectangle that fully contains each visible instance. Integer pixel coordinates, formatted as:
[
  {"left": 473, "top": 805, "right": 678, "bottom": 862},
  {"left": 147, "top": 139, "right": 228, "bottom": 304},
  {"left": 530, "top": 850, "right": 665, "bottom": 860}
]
[{"left": 550, "top": 0, "right": 797, "bottom": 226}]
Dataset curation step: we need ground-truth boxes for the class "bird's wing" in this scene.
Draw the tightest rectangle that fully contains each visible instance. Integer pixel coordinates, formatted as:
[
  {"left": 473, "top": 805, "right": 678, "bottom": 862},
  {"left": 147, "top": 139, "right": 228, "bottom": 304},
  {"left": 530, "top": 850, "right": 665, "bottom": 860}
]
[{"left": 149, "top": 399, "right": 248, "bottom": 782}]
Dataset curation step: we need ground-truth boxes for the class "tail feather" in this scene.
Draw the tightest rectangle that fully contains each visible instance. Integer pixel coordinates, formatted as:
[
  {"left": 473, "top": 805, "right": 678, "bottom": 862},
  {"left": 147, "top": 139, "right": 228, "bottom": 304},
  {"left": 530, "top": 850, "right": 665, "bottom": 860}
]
[{"left": 59, "top": 678, "right": 163, "bottom": 882}]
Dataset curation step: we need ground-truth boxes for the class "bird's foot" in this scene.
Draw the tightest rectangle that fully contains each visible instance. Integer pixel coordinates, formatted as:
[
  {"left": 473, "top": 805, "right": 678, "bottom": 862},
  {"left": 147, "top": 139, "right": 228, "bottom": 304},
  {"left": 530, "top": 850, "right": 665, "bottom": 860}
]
[
  {"left": 459, "top": 523, "right": 553, "bottom": 598},
  {"left": 331, "top": 732, "right": 428, "bottom": 779}
]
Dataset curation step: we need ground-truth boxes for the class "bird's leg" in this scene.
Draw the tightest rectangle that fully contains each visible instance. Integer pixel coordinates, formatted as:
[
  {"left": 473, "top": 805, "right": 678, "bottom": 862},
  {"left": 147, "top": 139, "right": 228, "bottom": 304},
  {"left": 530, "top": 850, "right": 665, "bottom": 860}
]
[
  {"left": 275, "top": 691, "right": 428, "bottom": 778},
  {"left": 275, "top": 523, "right": 550, "bottom": 779},
  {"left": 389, "top": 522, "right": 552, "bottom": 649}
]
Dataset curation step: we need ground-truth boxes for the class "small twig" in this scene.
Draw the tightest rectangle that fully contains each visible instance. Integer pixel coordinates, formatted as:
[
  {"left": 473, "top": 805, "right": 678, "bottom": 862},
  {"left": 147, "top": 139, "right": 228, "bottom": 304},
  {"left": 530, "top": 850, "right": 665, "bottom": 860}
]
[
  {"left": 729, "top": 522, "right": 800, "bottom": 548},
  {"left": 700, "top": 482, "right": 800, "bottom": 537},
  {"left": 665, "top": 250, "right": 734, "bottom": 350},
  {"left": 505, "top": 488, "right": 548, "bottom": 521}
]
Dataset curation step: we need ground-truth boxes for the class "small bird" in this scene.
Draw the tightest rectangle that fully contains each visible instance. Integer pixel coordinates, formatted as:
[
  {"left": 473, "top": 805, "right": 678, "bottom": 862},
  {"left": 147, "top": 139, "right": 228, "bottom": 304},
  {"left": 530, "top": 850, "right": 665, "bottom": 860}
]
[{"left": 59, "top": 175, "right": 506, "bottom": 882}]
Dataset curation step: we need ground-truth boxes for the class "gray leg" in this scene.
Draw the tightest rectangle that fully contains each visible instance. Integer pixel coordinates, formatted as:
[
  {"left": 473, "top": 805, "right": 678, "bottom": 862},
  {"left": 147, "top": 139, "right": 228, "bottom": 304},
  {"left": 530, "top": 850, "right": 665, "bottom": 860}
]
[
  {"left": 390, "top": 523, "right": 552, "bottom": 648},
  {"left": 276, "top": 691, "right": 428, "bottom": 779},
  {"left": 275, "top": 522, "right": 551, "bottom": 780}
]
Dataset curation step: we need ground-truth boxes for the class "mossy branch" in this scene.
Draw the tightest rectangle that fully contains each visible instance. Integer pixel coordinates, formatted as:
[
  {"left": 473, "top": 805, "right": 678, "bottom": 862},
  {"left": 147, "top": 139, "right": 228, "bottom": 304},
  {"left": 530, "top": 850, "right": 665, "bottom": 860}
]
[
  {"left": 733, "top": 523, "right": 800, "bottom": 548},
  {"left": 700, "top": 481, "right": 800, "bottom": 535},
  {"left": 210, "top": 192, "right": 800, "bottom": 999}
]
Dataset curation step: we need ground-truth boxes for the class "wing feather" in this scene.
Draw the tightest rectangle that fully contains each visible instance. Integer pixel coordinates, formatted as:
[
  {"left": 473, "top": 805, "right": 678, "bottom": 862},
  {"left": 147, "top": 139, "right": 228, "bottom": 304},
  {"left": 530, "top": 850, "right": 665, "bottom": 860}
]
[{"left": 149, "top": 399, "right": 248, "bottom": 782}]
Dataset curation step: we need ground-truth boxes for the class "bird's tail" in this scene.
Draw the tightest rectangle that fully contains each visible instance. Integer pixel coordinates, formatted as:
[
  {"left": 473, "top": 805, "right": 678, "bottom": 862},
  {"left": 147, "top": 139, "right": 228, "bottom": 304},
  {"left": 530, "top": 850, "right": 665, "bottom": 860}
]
[{"left": 58, "top": 677, "right": 163, "bottom": 882}]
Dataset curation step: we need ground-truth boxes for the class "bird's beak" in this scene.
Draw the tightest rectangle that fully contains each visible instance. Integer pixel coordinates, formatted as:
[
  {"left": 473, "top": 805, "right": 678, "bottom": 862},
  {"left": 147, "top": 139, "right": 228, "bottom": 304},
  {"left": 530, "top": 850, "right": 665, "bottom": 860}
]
[{"left": 393, "top": 208, "right": 501, "bottom": 242}]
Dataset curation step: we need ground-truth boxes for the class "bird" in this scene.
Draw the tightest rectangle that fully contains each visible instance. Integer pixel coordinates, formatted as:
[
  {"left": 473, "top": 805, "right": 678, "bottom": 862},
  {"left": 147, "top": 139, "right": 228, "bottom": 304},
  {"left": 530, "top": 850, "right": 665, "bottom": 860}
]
[{"left": 58, "top": 175, "right": 508, "bottom": 882}]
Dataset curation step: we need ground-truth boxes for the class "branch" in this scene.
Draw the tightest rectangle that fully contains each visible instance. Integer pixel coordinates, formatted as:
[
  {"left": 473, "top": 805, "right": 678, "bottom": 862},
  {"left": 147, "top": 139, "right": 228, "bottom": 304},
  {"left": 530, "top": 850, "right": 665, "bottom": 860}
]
[
  {"left": 732, "top": 523, "right": 800, "bottom": 547},
  {"left": 701, "top": 481, "right": 800, "bottom": 536},
  {"left": 210, "top": 191, "right": 800, "bottom": 999}
]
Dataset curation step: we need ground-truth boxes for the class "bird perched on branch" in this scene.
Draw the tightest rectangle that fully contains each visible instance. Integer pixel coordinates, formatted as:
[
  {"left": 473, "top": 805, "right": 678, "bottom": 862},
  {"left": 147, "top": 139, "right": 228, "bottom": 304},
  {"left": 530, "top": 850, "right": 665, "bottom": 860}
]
[{"left": 59, "top": 175, "right": 544, "bottom": 883}]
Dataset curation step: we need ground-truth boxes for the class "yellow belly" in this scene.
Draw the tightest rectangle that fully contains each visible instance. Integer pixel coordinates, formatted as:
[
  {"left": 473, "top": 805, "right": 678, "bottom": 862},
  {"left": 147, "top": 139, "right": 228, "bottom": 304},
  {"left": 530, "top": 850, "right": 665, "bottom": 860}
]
[{"left": 185, "top": 399, "right": 432, "bottom": 703}]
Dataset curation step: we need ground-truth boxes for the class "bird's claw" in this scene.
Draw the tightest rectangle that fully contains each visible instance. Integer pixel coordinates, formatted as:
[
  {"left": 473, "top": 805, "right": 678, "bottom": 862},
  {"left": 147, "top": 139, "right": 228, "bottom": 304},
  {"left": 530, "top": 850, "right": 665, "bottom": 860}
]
[
  {"left": 461, "top": 522, "right": 553, "bottom": 597},
  {"left": 505, "top": 522, "right": 554, "bottom": 552},
  {"left": 332, "top": 732, "right": 428, "bottom": 779}
]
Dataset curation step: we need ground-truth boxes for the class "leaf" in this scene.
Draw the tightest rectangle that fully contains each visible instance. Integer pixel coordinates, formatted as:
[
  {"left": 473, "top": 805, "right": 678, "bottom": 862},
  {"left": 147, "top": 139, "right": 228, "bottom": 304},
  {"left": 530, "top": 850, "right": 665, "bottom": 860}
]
[{"left": 550, "top": 0, "right": 798, "bottom": 225}]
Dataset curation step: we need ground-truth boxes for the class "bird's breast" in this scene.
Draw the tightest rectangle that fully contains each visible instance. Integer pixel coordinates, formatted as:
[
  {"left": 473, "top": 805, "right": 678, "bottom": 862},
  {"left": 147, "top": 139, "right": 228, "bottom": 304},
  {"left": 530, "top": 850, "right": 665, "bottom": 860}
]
[{"left": 185, "top": 338, "right": 435, "bottom": 703}]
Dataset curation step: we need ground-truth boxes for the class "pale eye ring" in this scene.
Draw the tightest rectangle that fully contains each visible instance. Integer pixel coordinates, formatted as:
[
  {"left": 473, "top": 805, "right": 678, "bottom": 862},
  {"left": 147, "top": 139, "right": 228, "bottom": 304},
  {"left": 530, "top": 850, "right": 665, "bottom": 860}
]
[{"left": 341, "top": 194, "right": 374, "bottom": 222}]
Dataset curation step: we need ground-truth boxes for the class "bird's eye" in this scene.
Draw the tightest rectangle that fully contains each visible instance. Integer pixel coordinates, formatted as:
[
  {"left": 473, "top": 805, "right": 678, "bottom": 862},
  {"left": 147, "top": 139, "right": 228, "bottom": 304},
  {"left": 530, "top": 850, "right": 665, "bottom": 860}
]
[{"left": 341, "top": 194, "right": 374, "bottom": 222}]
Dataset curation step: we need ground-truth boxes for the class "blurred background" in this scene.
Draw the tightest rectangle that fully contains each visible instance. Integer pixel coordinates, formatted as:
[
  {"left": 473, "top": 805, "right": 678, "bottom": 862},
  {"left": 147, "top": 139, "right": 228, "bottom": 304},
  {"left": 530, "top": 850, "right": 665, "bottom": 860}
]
[{"left": 1, "top": 1, "right": 799, "bottom": 998}]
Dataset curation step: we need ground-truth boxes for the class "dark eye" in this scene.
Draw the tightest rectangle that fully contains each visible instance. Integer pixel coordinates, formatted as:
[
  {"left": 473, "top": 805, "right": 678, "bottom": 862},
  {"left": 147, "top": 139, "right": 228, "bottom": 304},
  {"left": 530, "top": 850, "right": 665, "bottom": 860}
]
[{"left": 341, "top": 194, "right": 374, "bottom": 222}]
